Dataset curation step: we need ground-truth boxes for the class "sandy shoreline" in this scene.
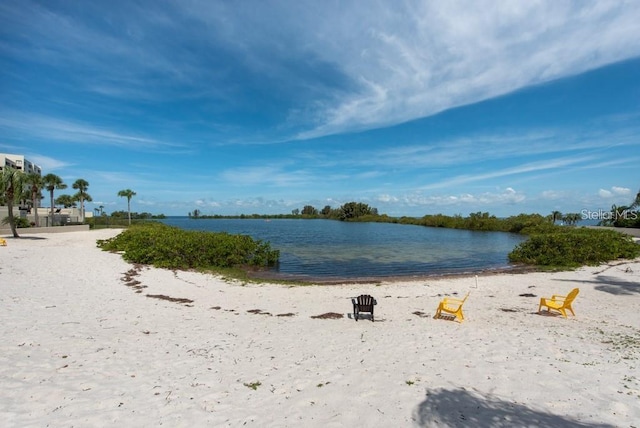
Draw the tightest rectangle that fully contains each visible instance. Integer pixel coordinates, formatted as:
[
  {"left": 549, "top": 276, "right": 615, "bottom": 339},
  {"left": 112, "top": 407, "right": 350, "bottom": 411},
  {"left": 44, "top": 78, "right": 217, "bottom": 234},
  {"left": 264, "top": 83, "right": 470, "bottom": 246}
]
[{"left": 1, "top": 229, "right": 639, "bottom": 427}]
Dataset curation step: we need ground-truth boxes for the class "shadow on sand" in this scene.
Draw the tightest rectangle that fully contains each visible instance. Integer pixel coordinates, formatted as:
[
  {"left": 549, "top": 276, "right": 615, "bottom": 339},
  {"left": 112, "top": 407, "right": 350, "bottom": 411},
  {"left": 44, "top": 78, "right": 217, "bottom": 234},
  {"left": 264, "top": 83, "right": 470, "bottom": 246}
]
[
  {"left": 553, "top": 275, "right": 639, "bottom": 296},
  {"left": 413, "top": 388, "right": 614, "bottom": 428},
  {"left": 3, "top": 236, "right": 48, "bottom": 240}
]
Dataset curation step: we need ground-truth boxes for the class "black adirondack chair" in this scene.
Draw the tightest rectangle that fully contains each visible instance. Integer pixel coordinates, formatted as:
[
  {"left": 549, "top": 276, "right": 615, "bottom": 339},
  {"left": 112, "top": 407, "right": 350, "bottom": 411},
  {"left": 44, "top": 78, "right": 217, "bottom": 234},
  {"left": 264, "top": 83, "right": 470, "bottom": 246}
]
[{"left": 352, "top": 294, "right": 377, "bottom": 322}]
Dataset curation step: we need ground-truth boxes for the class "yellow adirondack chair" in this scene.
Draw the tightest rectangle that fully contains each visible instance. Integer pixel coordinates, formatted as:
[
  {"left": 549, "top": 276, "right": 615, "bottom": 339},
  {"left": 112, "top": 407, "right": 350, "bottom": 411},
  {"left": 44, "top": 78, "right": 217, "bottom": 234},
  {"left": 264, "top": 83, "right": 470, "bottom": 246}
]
[
  {"left": 434, "top": 292, "right": 469, "bottom": 322},
  {"left": 538, "top": 288, "right": 580, "bottom": 318},
  {"left": 0, "top": 238, "right": 7, "bottom": 246}
]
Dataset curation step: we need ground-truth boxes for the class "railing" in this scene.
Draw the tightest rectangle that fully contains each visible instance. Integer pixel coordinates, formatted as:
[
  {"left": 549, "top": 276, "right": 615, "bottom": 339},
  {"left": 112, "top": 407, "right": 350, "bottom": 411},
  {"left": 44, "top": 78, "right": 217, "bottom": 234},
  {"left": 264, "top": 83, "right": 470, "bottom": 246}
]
[{"left": 39, "top": 215, "right": 81, "bottom": 227}]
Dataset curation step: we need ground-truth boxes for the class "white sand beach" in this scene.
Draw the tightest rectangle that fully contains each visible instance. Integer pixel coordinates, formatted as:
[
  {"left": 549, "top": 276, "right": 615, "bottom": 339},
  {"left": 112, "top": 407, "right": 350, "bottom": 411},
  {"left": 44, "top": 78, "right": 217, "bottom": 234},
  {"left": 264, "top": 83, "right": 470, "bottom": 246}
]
[{"left": 1, "top": 229, "right": 639, "bottom": 427}]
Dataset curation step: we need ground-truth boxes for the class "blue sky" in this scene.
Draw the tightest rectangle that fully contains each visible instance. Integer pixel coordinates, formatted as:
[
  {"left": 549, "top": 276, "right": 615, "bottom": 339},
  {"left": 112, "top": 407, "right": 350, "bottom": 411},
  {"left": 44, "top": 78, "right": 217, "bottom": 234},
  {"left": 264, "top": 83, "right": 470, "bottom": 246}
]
[{"left": 1, "top": 1, "right": 639, "bottom": 217}]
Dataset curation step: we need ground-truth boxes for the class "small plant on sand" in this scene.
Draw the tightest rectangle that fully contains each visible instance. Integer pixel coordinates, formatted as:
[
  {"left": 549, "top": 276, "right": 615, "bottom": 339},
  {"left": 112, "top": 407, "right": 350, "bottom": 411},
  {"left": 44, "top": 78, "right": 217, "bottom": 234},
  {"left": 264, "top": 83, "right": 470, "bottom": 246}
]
[{"left": 243, "top": 381, "right": 262, "bottom": 390}]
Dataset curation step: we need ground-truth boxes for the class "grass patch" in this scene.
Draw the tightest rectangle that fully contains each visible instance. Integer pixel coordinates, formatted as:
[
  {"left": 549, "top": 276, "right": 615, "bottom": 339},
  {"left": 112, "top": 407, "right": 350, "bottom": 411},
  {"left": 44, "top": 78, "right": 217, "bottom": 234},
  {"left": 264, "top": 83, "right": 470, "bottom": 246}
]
[{"left": 243, "top": 381, "right": 262, "bottom": 390}]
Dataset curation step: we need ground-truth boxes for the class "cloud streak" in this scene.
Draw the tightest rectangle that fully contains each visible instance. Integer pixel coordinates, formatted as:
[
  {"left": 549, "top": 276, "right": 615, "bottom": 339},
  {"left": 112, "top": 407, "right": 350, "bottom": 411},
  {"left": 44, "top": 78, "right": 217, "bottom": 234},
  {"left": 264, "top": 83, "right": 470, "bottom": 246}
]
[
  {"left": 4, "top": 1, "right": 639, "bottom": 141},
  {"left": 291, "top": 1, "right": 640, "bottom": 138},
  {"left": 0, "top": 111, "right": 179, "bottom": 149}
]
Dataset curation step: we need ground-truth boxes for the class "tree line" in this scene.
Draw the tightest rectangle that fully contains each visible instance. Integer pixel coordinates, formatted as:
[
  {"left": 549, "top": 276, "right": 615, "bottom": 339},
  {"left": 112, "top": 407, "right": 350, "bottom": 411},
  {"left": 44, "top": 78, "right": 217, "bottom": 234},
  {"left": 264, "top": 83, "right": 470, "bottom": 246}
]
[
  {"left": 190, "top": 201, "right": 378, "bottom": 221},
  {"left": 188, "top": 191, "right": 640, "bottom": 235}
]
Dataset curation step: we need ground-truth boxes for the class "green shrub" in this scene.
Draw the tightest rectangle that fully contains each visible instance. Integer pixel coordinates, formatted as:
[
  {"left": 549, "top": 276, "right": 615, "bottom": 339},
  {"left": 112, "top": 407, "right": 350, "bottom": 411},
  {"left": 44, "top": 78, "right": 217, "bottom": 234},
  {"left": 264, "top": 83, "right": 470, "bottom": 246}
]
[
  {"left": 1, "top": 216, "right": 30, "bottom": 228},
  {"left": 508, "top": 228, "right": 640, "bottom": 267},
  {"left": 97, "top": 223, "right": 279, "bottom": 270}
]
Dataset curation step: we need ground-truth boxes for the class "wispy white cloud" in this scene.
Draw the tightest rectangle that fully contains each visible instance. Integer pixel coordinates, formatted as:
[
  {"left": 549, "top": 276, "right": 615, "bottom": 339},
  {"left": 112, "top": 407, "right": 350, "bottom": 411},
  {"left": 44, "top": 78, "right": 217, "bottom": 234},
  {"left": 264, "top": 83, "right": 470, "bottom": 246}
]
[
  {"left": 292, "top": 1, "right": 640, "bottom": 138},
  {"left": 295, "top": 117, "right": 640, "bottom": 173},
  {"left": 26, "top": 154, "right": 72, "bottom": 171},
  {"left": 420, "top": 155, "right": 596, "bottom": 190},
  {"left": 0, "top": 111, "right": 179, "bottom": 149},
  {"left": 4, "top": 1, "right": 639, "bottom": 140}
]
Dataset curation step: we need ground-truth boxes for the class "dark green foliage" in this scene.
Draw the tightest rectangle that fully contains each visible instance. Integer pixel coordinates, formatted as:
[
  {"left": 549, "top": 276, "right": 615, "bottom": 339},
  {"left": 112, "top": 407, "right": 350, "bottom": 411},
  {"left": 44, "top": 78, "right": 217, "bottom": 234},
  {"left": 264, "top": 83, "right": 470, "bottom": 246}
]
[
  {"left": 55, "top": 194, "right": 76, "bottom": 208},
  {"left": 339, "top": 202, "right": 373, "bottom": 220},
  {"left": 110, "top": 211, "right": 164, "bottom": 219},
  {"left": 97, "top": 223, "right": 279, "bottom": 270},
  {"left": 508, "top": 228, "right": 640, "bottom": 267},
  {"left": 394, "top": 212, "right": 553, "bottom": 234},
  {"left": 2, "top": 216, "right": 30, "bottom": 228},
  {"left": 599, "top": 205, "right": 640, "bottom": 228},
  {"left": 301, "top": 205, "right": 318, "bottom": 216}
]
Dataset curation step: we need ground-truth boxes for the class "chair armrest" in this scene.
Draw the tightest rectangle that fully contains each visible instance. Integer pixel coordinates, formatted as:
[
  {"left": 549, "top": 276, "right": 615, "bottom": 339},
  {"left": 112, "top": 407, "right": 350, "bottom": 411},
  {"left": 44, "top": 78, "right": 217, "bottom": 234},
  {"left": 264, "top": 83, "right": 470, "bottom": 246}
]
[
  {"left": 373, "top": 299, "right": 377, "bottom": 305},
  {"left": 351, "top": 298, "right": 357, "bottom": 305},
  {"left": 550, "top": 295, "right": 567, "bottom": 301},
  {"left": 443, "top": 297, "right": 465, "bottom": 304}
]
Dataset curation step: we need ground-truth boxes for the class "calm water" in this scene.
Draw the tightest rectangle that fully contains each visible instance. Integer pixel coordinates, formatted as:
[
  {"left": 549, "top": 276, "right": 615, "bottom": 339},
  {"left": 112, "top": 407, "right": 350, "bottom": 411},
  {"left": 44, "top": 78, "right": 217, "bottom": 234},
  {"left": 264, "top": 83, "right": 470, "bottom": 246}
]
[{"left": 160, "top": 218, "right": 526, "bottom": 280}]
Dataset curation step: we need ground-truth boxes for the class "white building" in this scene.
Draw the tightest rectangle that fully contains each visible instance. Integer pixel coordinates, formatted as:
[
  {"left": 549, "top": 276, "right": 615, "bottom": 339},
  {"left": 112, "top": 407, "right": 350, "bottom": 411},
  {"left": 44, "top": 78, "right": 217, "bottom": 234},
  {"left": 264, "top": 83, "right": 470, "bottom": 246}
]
[{"left": 0, "top": 153, "right": 42, "bottom": 175}]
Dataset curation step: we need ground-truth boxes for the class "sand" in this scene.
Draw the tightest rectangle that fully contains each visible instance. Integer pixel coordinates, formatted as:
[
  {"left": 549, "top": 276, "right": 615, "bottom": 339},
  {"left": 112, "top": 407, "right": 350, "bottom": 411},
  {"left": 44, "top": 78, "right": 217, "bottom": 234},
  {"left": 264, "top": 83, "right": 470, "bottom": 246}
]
[{"left": 1, "top": 229, "right": 639, "bottom": 427}]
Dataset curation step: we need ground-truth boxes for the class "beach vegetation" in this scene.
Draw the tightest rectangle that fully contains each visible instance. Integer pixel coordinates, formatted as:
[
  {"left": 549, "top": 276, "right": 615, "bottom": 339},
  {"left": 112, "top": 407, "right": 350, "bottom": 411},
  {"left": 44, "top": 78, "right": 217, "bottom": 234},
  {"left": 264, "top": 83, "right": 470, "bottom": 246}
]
[
  {"left": 508, "top": 228, "right": 640, "bottom": 267},
  {"left": 1, "top": 166, "right": 25, "bottom": 237},
  {"left": 600, "top": 204, "right": 640, "bottom": 228},
  {"left": 117, "top": 188, "right": 137, "bottom": 226},
  {"left": 72, "top": 179, "right": 91, "bottom": 222},
  {"left": 43, "top": 173, "right": 67, "bottom": 226},
  {"left": 338, "top": 201, "right": 375, "bottom": 220},
  {"left": 243, "top": 381, "right": 262, "bottom": 390},
  {"left": 24, "top": 172, "right": 44, "bottom": 227},
  {"left": 88, "top": 211, "right": 166, "bottom": 229},
  {"left": 302, "top": 205, "right": 318, "bottom": 216},
  {"left": 598, "top": 188, "right": 640, "bottom": 228},
  {"left": 97, "top": 222, "right": 279, "bottom": 270},
  {"left": 1, "top": 216, "right": 30, "bottom": 229}
]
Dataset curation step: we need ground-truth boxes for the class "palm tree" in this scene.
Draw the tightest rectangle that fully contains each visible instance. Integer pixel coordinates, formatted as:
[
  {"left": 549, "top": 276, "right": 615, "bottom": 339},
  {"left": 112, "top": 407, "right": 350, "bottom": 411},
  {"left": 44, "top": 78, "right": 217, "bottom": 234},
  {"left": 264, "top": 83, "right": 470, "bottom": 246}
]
[
  {"left": 43, "top": 173, "right": 67, "bottom": 226},
  {"left": 562, "top": 213, "right": 581, "bottom": 226},
  {"left": 1, "top": 167, "right": 25, "bottom": 237},
  {"left": 55, "top": 194, "right": 76, "bottom": 208},
  {"left": 551, "top": 210, "right": 562, "bottom": 225},
  {"left": 25, "top": 173, "right": 44, "bottom": 227},
  {"left": 117, "top": 189, "right": 136, "bottom": 225},
  {"left": 632, "top": 189, "right": 640, "bottom": 209},
  {"left": 72, "top": 178, "right": 91, "bottom": 222}
]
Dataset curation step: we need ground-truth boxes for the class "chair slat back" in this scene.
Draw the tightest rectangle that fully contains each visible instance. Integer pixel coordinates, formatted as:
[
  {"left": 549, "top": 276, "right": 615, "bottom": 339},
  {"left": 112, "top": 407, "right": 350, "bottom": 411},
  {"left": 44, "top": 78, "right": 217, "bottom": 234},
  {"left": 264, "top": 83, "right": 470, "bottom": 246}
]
[
  {"left": 564, "top": 288, "right": 580, "bottom": 306},
  {"left": 357, "top": 294, "right": 375, "bottom": 310}
]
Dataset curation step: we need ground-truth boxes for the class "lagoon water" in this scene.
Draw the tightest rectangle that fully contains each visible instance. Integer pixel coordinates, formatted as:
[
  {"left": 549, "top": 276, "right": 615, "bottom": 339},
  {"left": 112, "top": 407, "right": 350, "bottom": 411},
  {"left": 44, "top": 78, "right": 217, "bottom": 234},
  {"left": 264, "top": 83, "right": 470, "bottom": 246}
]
[{"left": 161, "top": 218, "right": 527, "bottom": 280}]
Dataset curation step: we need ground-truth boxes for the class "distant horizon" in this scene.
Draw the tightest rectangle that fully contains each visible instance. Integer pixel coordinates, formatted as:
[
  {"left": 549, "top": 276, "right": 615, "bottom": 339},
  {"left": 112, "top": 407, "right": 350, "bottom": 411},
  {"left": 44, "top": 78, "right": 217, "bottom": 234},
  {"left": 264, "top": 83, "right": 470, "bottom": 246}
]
[{"left": 2, "top": 2, "right": 639, "bottom": 217}]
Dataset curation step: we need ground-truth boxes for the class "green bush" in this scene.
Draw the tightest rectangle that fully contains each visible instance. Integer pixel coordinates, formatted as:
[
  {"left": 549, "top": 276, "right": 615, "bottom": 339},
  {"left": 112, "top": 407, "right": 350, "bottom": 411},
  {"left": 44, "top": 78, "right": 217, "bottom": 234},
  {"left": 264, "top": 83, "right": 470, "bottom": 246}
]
[
  {"left": 97, "top": 223, "right": 279, "bottom": 270},
  {"left": 508, "top": 228, "right": 640, "bottom": 267},
  {"left": 1, "top": 216, "right": 30, "bottom": 228}
]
